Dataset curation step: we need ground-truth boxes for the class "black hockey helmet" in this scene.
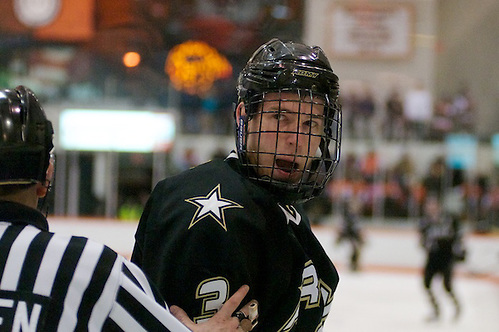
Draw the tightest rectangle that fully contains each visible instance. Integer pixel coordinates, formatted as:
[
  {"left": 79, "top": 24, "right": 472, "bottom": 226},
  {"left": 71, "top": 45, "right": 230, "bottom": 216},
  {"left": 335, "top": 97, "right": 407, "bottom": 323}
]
[
  {"left": 0, "top": 86, "right": 54, "bottom": 185},
  {"left": 236, "top": 38, "right": 341, "bottom": 203}
]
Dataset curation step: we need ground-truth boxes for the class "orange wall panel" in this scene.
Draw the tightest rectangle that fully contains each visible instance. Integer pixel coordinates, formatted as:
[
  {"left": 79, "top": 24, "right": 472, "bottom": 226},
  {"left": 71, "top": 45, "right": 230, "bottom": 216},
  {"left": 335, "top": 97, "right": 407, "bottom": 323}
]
[{"left": 34, "top": 0, "right": 96, "bottom": 42}]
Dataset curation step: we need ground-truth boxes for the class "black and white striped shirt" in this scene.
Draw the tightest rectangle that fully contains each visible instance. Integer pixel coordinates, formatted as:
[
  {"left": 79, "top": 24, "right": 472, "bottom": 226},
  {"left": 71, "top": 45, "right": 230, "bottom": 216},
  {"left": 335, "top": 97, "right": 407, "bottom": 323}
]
[{"left": 0, "top": 200, "right": 190, "bottom": 331}]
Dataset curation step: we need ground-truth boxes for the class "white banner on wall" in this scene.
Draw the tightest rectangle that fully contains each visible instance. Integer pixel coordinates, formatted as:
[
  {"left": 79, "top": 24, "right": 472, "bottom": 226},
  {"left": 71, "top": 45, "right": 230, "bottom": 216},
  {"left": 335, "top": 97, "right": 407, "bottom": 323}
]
[
  {"left": 60, "top": 109, "right": 175, "bottom": 152},
  {"left": 329, "top": 2, "right": 414, "bottom": 59}
]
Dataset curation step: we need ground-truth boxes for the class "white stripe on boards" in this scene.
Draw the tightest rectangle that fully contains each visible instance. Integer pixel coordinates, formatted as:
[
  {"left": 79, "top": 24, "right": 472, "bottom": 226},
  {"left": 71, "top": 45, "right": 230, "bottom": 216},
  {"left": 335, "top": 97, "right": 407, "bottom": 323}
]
[
  {"left": 122, "top": 260, "right": 155, "bottom": 298},
  {"left": 0, "top": 225, "right": 40, "bottom": 291},
  {"left": 57, "top": 240, "right": 105, "bottom": 332},
  {"left": 88, "top": 256, "right": 122, "bottom": 331},
  {"left": 33, "top": 233, "right": 72, "bottom": 296},
  {"left": 120, "top": 274, "right": 190, "bottom": 331},
  {"left": 109, "top": 303, "right": 147, "bottom": 332}
]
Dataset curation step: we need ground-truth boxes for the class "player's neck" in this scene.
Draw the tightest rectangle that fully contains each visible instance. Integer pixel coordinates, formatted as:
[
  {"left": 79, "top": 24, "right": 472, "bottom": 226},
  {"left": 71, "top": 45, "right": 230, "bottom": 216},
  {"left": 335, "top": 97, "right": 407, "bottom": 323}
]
[{"left": 0, "top": 187, "right": 39, "bottom": 209}]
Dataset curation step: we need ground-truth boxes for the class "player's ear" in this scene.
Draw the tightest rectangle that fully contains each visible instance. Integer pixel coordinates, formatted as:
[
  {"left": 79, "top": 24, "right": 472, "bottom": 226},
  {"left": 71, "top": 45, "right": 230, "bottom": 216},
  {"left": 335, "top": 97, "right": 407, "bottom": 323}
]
[{"left": 36, "top": 162, "right": 54, "bottom": 198}]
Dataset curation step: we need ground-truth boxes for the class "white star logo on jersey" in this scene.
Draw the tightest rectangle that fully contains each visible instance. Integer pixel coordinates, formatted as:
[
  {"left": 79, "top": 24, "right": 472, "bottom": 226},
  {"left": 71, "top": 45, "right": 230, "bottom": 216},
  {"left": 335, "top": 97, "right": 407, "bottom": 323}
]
[{"left": 185, "top": 184, "right": 243, "bottom": 231}]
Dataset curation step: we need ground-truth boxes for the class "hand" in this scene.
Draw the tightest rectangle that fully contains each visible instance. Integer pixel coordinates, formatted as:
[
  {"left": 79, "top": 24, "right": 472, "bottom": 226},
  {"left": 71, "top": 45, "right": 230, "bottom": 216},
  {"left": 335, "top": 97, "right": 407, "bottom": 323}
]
[{"left": 170, "top": 285, "right": 258, "bottom": 332}]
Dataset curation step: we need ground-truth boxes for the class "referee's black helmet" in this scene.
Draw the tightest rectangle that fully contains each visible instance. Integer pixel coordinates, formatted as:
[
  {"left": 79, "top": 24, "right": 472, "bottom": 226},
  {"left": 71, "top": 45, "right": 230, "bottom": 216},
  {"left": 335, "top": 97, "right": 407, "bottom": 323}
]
[
  {"left": 0, "top": 86, "right": 54, "bottom": 185},
  {"left": 236, "top": 38, "right": 342, "bottom": 202}
]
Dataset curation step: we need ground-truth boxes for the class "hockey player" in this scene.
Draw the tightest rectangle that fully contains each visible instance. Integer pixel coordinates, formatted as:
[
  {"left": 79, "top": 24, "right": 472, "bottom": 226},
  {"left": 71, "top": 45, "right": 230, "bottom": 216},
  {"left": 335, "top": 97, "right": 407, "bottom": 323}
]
[
  {"left": 132, "top": 39, "right": 341, "bottom": 331},
  {"left": 335, "top": 198, "right": 364, "bottom": 271},
  {"left": 0, "top": 86, "right": 255, "bottom": 331},
  {"left": 419, "top": 196, "right": 464, "bottom": 321}
]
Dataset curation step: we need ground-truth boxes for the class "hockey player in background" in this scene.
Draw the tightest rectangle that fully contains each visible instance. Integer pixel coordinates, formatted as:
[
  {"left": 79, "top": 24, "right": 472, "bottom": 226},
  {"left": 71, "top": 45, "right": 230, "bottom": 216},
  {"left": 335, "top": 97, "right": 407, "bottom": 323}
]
[
  {"left": 335, "top": 197, "right": 364, "bottom": 271},
  {"left": 419, "top": 195, "right": 465, "bottom": 322},
  {"left": 132, "top": 38, "right": 342, "bottom": 331}
]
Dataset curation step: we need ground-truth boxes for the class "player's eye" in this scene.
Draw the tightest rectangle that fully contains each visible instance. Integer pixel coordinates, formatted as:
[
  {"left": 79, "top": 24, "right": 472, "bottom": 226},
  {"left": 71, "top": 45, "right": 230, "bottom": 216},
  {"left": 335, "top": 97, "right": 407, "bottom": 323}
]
[
  {"left": 270, "top": 110, "right": 285, "bottom": 121},
  {"left": 304, "top": 119, "right": 319, "bottom": 128}
]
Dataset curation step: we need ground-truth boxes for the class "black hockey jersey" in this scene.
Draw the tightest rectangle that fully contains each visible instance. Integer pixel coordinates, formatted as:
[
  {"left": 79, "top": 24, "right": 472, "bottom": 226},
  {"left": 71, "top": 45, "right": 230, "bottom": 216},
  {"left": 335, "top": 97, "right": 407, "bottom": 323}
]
[
  {"left": 419, "top": 213, "right": 464, "bottom": 265},
  {"left": 132, "top": 153, "right": 339, "bottom": 331}
]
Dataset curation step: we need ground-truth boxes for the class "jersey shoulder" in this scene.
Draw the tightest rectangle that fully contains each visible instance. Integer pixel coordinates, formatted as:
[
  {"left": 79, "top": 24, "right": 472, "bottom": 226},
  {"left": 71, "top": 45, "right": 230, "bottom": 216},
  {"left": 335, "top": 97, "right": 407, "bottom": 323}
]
[
  {"left": 155, "top": 159, "right": 239, "bottom": 194},
  {"left": 150, "top": 159, "right": 260, "bottom": 215}
]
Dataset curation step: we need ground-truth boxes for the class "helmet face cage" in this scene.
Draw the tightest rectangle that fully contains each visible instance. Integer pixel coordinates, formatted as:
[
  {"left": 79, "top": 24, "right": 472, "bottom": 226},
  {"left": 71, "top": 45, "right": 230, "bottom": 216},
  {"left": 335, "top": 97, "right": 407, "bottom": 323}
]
[
  {"left": 0, "top": 86, "right": 54, "bottom": 185},
  {"left": 236, "top": 39, "right": 341, "bottom": 202},
  {"left": 238, "top": 88, "right": 341, "bottom": 202}
]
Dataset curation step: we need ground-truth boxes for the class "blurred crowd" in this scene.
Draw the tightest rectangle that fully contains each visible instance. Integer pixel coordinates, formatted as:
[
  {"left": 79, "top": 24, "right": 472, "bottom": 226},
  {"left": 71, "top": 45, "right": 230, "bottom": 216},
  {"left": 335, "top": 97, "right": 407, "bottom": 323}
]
[
  {"left": 306, "top": 151, "right": 498, "bottom": 233},
  {"left": 178, "top": 80, "right": 236, "bottom": 135},
  {"left": 174, "top": 80, "right": 477, "bottom": 143},
  {"left": 340, "top": 84, "right": 475, "bottom": 142}
]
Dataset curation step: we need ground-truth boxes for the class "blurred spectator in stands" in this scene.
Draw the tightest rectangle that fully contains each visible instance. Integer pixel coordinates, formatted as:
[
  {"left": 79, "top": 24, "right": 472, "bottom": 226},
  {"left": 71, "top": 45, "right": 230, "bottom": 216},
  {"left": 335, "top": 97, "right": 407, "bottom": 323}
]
[
  {"left": 383, "top": 169, "right": 407, "bottom": 217},
  {"left": 422, "top": 157, "right": 447, "bottom": 202},
  {"left": 404, "top": 83, "right": 432, "bottom": 140},
  {"left": 175, "top": 147, "right": 200, "bottom": 171},
  {"left": 200, "top": 87, "right": 219, "bottom": 134},
  {"left": 474, "top": 175, "right": 493, "bottom": 233},
  {"left": 180, "top": 92, "right": 202, "bottom": 133},
  {"left": 337, "top": 152, "right": 362, "bottom": 181},
  {"left": 393, "top": 153, "right": 416, "bottom": 198},
  {"left": 429, "top": 87, "right": 476, "bottom": 140},
  {"left": 359, "top": 150, "right": 382, "bottom": 216},
  {"left": 386, "top": 153, "right": 417, "bottom": 217},
  {"left": 329, "top": 153, "right": 368, "bottom": 217},
  {"left": 360, "top": 150, "right": 379, "bottom": 184},
  {"left": 217, "top": 79, "right": 237, "bottom": 135},
  {"left": 354, "top": 86, "right": 376, "bottom": 139},
  {"left": 384, "top": 89, "right": 405, "bottom": 140},
  {"left": 452, "top": 86, "right": 475, "bottom": 133},
  {"left": 429, "top": 95, "right": 454, "bottom": 140},
  {"left": 339, "top": 91, "right": 357, "bottom": 139}
]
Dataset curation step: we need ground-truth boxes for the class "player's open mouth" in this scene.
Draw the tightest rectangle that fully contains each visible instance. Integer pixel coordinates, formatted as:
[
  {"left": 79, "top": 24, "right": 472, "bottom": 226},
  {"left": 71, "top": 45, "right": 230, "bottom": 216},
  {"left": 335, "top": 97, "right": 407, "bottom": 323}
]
[{"left": 275, "top": 159, "right": 298, "bottom": 174}]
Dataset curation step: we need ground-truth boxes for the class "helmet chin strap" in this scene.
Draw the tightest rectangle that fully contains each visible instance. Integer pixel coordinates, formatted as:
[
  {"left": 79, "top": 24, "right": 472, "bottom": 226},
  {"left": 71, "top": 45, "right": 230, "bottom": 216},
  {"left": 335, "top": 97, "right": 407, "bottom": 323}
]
[{"left": 237, "top": 115, "right": 246, "bottom": 153}]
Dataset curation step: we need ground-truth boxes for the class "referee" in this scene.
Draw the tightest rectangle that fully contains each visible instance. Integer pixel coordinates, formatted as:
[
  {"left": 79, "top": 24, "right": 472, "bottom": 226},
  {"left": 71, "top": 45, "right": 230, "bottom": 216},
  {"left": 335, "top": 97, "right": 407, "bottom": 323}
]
[{"left": 0, "top": 86, "right": 253, "bottom": 331}]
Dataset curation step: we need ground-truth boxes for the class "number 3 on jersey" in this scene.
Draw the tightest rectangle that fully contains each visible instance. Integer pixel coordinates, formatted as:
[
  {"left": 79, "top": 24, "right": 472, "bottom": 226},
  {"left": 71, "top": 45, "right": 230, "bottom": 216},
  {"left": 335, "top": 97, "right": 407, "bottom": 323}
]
[{"left": 193, "top": 277, "right": 229, "bottom": 323}]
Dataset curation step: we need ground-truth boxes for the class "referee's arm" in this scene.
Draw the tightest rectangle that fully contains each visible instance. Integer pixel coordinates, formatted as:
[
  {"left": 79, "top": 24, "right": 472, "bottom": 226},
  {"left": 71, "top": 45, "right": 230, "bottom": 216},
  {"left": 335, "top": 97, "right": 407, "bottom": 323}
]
[{"left": 90, "top": 255, "right": 192, "bottom": 331}]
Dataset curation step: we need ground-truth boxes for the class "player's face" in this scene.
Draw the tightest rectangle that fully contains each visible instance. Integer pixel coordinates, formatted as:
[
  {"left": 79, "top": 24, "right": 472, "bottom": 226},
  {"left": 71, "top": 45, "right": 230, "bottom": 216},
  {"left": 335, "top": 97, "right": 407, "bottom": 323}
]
[{"left": 245, "top": 92, "right": 325, "bottom": 183}]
